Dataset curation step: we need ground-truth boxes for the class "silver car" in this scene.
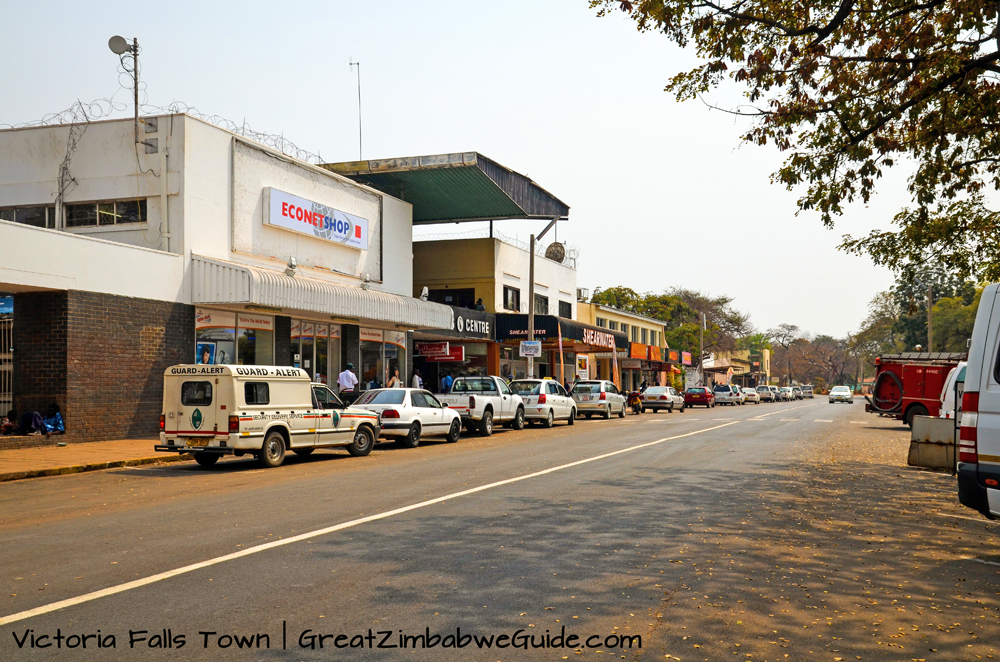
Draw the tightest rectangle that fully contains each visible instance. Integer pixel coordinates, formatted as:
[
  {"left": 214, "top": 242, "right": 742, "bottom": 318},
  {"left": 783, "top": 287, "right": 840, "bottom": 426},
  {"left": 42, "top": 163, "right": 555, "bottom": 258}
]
[
  {"left": 353, "top": 388, "right": 462, "bottom": 447},
  {"left": 741, "top": 387, "right": 761, "bottom": 404},
  {"left": 510, "top": 379, "right": 577, "bottom": 427},
  {"left": 571, "top": 380, "right": 627, "bottom": 419},
  {"left": 829, "top": 385, "right": 854, "bottom": 403},
  {"left": 641, "top": 386, "right": 686, "bottom": 413}
]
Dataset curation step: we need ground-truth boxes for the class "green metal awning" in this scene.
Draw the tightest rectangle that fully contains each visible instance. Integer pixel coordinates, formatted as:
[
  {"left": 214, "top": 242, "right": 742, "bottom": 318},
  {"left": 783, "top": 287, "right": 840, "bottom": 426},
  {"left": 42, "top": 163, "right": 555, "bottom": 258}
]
[{"left": 321, "top": 152, "right": 570, "bottom": 225}]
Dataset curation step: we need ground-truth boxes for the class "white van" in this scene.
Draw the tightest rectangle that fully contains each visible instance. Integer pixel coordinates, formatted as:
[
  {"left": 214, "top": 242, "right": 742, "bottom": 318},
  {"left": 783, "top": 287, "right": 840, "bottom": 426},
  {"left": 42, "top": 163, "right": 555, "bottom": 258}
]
[
  {"left": 155, "top": 365, "right": 381, "bottom": 468},
  {"left": 957, "top": 284, "right": 1000, "bottom": 517}
]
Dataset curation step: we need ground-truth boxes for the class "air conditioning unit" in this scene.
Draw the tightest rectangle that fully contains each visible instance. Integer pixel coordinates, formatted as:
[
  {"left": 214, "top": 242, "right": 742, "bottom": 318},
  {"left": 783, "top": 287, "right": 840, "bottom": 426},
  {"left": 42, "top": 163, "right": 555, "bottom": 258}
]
[{"left": 576, "top": 287, "right": 589, "bottom": 302}]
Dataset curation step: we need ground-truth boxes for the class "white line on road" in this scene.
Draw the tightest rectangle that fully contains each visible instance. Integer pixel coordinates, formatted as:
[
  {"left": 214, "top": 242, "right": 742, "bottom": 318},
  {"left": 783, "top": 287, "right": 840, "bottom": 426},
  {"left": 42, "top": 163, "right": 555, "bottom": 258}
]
[
  {"left": 850, "top": 421, "right": 868, "bottom": 424},
  {"left": 814, "top": 419, "right": 834, "bottom": 423},
  {"left": 938, "top": 512, "right": 999, "bottom": 524},
  {"left": 969, "top": 558, "right": 1000, "bottom": 567},
  {"left": 0, "top": 420, "right": 741, "bottom": 626},
  {"left": 779, "top": 419, "right": 799, "bottom": 422}
]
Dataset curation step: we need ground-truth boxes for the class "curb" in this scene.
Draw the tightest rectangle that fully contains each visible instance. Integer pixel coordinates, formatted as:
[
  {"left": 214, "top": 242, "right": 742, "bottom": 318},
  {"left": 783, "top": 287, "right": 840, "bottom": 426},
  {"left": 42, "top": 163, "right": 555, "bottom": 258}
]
[{"left": 0, "top": 453, "right": 194, "bottom": 483}]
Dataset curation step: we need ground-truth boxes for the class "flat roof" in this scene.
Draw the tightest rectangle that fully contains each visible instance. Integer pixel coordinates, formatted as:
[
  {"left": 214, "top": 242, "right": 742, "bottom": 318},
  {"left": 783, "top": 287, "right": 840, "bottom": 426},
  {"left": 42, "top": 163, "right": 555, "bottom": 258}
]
[{"left": 322, "top": 152, "right": 570, "bottom": 225}]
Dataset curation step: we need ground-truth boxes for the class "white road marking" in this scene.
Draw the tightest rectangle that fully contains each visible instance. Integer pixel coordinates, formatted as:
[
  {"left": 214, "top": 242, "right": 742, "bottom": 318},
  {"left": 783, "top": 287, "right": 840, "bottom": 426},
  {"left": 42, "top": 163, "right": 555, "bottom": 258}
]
[
  {"left": 969, "top": 558, "right": 1000, "bottom": 567},
  {"left": 938, "top": 512, "right": 999, "bottom": 524},
  {"left": 780, "top": 418, "right": 799, "bottom": 422},
  {"left": 0, "top": 420, "right": 741, "bottom": 625},
  {"left": 814, "top": 419, "right": 834, "bottom": 423},
  {"left": 850, "top": 421, "right": 868, "bottom": 424}
]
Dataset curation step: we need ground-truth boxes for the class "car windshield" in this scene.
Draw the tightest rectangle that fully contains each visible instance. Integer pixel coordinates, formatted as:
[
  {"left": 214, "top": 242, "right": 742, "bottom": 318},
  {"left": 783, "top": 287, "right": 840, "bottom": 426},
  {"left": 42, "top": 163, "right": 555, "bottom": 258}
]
[
  {"left": 713, "top": 386, "right": 730, "bottom": 392},
  {"left": 831, "top": 386, "right": 850, "bottom": 393},
  {"left": 756, "top": 387, "right": 768, "bottom": 392},
  {"left": 356, "top": 389, "right": 406, "bottom": 405},
  {"left": 510, "top": 381, "right": 543, "bottom": 395},
  {"left": 688, "top": 388, "right": 707, "bottom": 394},
  {"left": 451, "top": 378, "right": 497, "bottom": 393},
  {"left": 645, "top": 387, "right": 667, "bottom": 394},
  {"left": 742, "top": 388, "right": 756, "bottom": 393},
  {"left": 573, "top": 382, "right": 602, "bottom": 394}
]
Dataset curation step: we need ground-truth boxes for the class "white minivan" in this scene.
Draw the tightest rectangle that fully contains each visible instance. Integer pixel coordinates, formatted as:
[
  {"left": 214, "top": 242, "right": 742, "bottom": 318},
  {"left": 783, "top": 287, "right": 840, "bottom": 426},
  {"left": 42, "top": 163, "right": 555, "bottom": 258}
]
[
  {"left": 957, "top": 284, "right": 1000, "bottom": 517},
  {"left": 156, "top": 365, "right": 381, "bottom": 468}
]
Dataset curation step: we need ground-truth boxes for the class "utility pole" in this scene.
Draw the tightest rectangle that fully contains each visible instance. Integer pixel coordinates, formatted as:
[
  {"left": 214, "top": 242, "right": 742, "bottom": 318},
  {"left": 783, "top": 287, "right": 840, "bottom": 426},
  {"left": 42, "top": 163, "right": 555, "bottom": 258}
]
[
  {"left": 927, "top": 283, "right": 934, "bottom": 353},
  {"left": 527, "top": 218, "right": 559, "bottom": 379},
  {"left": 349, "top": 59, "right": 362, "bottom": 160},
  {"left": 699, "top": 313, "right": 705, "bottom": 386}
]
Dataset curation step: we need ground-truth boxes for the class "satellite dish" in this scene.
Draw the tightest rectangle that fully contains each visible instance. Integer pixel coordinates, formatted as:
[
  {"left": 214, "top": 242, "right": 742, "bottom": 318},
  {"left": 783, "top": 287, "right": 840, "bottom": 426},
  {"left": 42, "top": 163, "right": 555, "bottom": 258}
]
[
  {"left": 108, "top": 35, "right": 130, "bottom": 55},
  {"left": 545, "top": 242, "right": 566, "bottom": 263}
]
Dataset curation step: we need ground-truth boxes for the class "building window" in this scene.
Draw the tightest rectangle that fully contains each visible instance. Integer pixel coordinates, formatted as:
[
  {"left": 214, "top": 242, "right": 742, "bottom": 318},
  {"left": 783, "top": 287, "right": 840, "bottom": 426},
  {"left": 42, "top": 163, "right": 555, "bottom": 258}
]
[
  {"left": 559, "top": 301, "right": 572, "bottom": 318},
  {"left": 65, "top": 199, "right": 147, "bottom": 228},
  {"left": 504, "top": 286, "right": 521, "bottom": 312},
  {"left": 428, "top": 287, "right": 475, "bottom": 309},
  {"left": 621, "top": 323, "right": 628, "bottom": 338},
  {"left": 0, "top": 206, "right": 56, "bottom": 229},
  {"left": 650, "top": 330, "right": 658, "bottom": 347},
  {"left": 631, "top": 326, "right": 639, "bottom": 343},
  {"left": 641, "top": 328, "right": 648, "bottom": 344},
  {"left": 596, "top": 317, "right": 607, "bottom": 328},
  {"left": 608, "top": 320, "right": 619, "bottom": 331},
  {"left": 533, "top": 294, "right": 549, "bottom": 315}
]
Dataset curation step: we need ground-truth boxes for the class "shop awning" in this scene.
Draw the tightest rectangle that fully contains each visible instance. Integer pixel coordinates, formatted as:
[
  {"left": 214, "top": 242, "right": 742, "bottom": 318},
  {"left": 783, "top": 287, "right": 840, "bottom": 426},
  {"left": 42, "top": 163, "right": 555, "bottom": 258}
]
[
  {"left": 322, "top": 152, "right": 570, "bottom": 225},
  {"left": 191, "top": 255, "right": 453, "bottom": 329},
  {"left": 495, "top": 314, "right": 628, "bottom": 351}
]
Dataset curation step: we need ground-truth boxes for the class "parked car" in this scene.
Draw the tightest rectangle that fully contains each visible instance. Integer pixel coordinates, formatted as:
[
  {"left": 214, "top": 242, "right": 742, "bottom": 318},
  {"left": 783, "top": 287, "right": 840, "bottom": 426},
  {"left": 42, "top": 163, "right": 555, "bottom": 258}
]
[
  {"left": 756, "top": 385, "right": 775, "bottom": 403},
  {"left": 829, "top": 385, "right": 854, "bottom": 403},
  {"left": 641, "top": 386, "right": 686, "bottom": 413},
  {"left": 713, "top": 384, "right": 743, "bottom": 405},
  {"left": 792, "top": 386, "right": 804, "bottom": 400},
  {"left": 741, "top": 387, "right": 761, "bottom": 404},
  {"left": 685, "top": 386, "right": 716, "bottom": 408},
  {"left": 779, "top": 387, "right": 795, "bottom": 401},
  {"left": 939, "top": 361, "right": 967, "bottom": 420},
  {"left": 801, "top": 385, "right": 815, "bottom": 398},
  {"left": 353, "top": 388, "right": 461, "bottom": 446},
  {"left": 437, "top": 375, "right": 525, "bottom": 436},
  {"left": 768, "top": 385, "right": 782, "bottom": 402},
  {"left": 509, "top": 379, "right": 576, "bottom": 427},
  {"left": 572, "top": 380, "right": 627, "bottom": 419},
  {"left": 958, "top": 282, "right": 1000, "bottom": 517}
]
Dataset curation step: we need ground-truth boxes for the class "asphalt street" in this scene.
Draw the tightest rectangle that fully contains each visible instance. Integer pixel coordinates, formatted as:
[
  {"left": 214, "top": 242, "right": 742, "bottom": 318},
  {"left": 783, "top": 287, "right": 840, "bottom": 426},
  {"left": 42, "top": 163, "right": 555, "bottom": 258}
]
[{"left": 2, "top": 398, "right": 998, "bottom": 661}]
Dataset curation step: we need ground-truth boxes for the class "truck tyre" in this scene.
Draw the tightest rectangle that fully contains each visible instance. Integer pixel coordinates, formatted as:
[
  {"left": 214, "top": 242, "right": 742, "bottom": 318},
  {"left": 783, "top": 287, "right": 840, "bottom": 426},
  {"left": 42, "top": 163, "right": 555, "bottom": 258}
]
[
  {"left": 479, "top": 410, "right": 494, "bottom": 436},
  {"left": 511, "top": 407, "right": 525, "bottom": 430},
  {"left": 905, "top": 404, "right": 929, "bottom": 428},
  {"left": 568, "top": 409, "right": 575, "bottom": 425},
  {"left": 399, "top": 422, "right": 421, "bottom": 448},
  {"left": 258, "top": 430, "right": 286, "bottom": 468},
  {"left": 195, "top": 453, "right": 219, "bottom": 467},
  {"left": 446, "top": 419, "right": 461, "bottom": 443},
  {"left": 543, "top": 409, "right": 554, "bottom": 428},
  {"left": 293, "top": 448, "right": 314, "bottom": 456},
  {"left": 347, "top": 426, "right": 374, "bottom": 456}
]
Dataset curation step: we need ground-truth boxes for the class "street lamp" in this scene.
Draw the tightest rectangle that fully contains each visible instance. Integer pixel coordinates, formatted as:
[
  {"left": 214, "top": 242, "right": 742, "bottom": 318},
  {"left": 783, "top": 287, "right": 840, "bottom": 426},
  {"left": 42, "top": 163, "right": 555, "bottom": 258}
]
[{"left": 526, "top": 218, "right": 560, "bottom": 378}]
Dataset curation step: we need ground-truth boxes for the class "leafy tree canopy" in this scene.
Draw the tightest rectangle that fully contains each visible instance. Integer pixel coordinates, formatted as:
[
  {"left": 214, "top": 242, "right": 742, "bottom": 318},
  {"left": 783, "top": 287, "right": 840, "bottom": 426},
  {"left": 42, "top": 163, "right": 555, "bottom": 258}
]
[{"left": 594, "top": 0, "right": 1000, "bottom": 276}]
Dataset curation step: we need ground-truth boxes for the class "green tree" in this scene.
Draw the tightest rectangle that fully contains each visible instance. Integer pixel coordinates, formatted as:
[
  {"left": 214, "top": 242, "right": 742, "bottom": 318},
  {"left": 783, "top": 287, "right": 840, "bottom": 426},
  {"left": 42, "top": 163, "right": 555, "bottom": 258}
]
[
  {"left": 932, "top": 287, "right": 983, "bottom": 352},
  {"left": 591, "top": 286, "right": 642, "bottom": 313},
  {"left": 594, "top": 0, "right": 1000, "bottom": 275}
]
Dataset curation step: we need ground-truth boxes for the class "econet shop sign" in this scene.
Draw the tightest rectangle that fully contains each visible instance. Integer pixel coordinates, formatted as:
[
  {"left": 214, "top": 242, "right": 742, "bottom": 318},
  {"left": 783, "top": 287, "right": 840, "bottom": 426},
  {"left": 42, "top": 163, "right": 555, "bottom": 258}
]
[{"left": 265, "top": 188, "right": 369, "bottom": 250}]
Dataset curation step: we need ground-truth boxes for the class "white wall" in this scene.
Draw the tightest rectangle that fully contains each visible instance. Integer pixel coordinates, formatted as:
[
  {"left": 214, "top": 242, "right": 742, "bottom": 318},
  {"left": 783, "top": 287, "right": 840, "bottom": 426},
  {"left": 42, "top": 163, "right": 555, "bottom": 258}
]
[
  {"left": 381, "top": 195, "right": 414, "bottom": 297},
  {"left": 495, "top": 240, "right": 577, "bottom": 318}
]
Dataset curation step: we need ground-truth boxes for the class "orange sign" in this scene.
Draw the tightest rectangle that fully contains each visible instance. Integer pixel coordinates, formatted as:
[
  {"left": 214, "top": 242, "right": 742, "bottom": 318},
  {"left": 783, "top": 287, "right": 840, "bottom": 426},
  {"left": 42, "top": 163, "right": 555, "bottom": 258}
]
[
  {"left": 650, "top": 346, "right": 662, "bottom": 362},
  {"left": 630, "top": 343, "right": 647, "bottom": 359}
]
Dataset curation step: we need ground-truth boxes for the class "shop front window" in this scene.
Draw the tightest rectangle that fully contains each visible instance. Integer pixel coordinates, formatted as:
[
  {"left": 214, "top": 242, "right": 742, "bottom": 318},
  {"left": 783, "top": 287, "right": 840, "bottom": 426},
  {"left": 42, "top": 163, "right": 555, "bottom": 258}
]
[
  {"left": 196, "top": 309, "right": 236, "bottom": 365},
  {"left": 237, "top": 314, "right": 274, "bottom": 365},
  {"left": 384, "top": 331, "right": 406, "bottom": 387},
  {"left": 360, "top": 328, "right": 384, "bottom": 389},
  {"left": 315, "top": 324, "right": 329, "bottom": 385},
  {"left": 301, "top": 323, "right": 316, "bottom": 379}
]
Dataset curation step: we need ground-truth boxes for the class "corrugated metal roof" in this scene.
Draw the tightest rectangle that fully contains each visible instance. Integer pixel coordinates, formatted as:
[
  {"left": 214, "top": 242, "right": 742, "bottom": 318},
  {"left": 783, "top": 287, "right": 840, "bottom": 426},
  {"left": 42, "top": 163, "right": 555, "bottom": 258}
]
[
  {"left": 322, "top": 152, "right": 570, "bottom": 225},
  {"left": 191, "top": 255, "right": 453, "bottom": 328}
]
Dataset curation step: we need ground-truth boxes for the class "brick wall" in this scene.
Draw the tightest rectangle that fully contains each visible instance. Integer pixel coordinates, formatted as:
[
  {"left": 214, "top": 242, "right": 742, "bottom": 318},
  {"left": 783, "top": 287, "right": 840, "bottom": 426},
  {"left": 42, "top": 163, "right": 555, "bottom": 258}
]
[{"left": 13, "top": 290, "right": 194, "bottom": 444}]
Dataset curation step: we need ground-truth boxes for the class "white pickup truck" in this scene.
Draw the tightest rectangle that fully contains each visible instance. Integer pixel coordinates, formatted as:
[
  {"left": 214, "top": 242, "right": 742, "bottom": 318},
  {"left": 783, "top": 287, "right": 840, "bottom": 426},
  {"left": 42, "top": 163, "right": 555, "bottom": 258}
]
[{"left": 437, "top": 375, "right": 525, "bottom": 436}]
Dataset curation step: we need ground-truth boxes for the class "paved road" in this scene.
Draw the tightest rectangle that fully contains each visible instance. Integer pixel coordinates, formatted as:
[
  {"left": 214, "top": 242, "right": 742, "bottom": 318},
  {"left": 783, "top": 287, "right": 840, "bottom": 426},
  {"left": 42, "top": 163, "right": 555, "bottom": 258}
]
[{"left": 2, "top": 399, "right": 998, "bottom": 660}]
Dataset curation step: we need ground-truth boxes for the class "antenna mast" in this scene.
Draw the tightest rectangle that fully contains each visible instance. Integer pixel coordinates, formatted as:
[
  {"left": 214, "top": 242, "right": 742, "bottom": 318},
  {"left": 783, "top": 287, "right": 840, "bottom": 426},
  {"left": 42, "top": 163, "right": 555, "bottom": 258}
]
[{"left": 349, "top": 58, "right": 362, "bottom": 160}]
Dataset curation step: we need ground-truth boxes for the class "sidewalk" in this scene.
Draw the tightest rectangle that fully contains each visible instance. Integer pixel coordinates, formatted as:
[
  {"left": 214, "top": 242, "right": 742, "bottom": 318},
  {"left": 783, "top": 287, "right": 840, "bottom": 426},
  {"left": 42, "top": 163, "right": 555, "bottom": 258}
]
[{"left": 0, "top": 438, "right": 192, "bottom": 482}]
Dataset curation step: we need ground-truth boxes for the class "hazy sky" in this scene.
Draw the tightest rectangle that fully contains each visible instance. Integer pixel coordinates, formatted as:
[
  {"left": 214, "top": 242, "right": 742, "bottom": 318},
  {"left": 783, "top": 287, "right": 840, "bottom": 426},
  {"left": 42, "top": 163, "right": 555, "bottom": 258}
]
[{"left": 2, "top": 0, "right": 915, "bottom": 337}]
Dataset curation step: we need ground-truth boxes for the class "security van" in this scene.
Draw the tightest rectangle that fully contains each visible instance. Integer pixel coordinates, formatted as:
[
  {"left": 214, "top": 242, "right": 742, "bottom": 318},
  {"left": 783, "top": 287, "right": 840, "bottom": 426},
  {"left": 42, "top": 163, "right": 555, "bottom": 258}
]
[{"left": 156, "top": 365, "right": 381, "bottom": 468}]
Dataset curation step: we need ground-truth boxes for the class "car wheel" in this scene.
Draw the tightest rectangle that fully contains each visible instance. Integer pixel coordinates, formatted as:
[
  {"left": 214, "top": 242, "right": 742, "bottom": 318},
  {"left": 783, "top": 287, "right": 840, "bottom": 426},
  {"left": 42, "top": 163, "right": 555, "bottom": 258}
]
[
  {"left": 346, "top": 426, "right": 374, "bottom": 456},
  {"left": 511, "top": 407, "right": 525, "bottom": 431},
  {"left": 399, "top": 422, "right": 421, "bottom": 449},
  {"left": 603, "top": 405, "right": 612, "bottom": 420},
  {"left": 543, "top": 409, "right": 554, "bottom": 428},
  {"left": 567, "top": 409, "right": 576, "bottom": 425},
  {"left": 292, "top": 448, "right": 314, "bottom": 456},
  {"left": 446, "top": 418, "right": 461, "bottom": 443},
  {"left": 258, "top": 430, "right": 286, "bottom": 468},
  {"left": 195, "top": 453, "right": 219, "bottom": 467},
  {"left": 680, "top": 403, "right": 685, "bottom": 413},
  {"left": 618, "top": 403, "right": 626, "bottom": 418},
  {"left": 479, "top": 410, "right": 494, "bottom": 436},
  {"left": 668, "top": 404, "right": 673, "bottom": 413}
]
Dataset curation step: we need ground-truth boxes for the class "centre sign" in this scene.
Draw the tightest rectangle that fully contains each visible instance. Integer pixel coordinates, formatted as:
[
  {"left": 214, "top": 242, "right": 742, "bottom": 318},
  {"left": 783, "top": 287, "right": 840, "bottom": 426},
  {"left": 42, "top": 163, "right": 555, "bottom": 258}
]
[{"left": 265, "top": 188, "right": 369, "bottom": 250}]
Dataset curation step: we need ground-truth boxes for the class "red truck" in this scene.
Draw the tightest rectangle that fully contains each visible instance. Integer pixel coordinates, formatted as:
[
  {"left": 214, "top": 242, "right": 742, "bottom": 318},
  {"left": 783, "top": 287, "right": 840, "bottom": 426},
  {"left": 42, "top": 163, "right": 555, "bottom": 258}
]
[{"left": 865, "top": 352, "right": 967, "bottom": 427}]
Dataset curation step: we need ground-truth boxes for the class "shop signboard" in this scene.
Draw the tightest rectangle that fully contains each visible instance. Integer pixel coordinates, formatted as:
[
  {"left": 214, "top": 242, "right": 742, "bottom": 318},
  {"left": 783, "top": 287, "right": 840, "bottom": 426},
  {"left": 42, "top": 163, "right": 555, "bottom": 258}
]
[
  {"left": 630, "top": 343, "right": 648, "bottom": 359},
  {"left": 237, "top": 314, "right": 273, "bottom": 331},
  {"left": 666, "top": 349, "right": 680, "bottom": 363},
  {"left": 519, "top": 341, "right": 542, "bottom": 358},
  {"left": 621, "top": 359, "right": 642, "bottom": 370},
  {"left": 650, "top": 346, "right": 662, "bottom": 362},
  {"left": 384, "top": 330, "right": 406, "bottom": 348},
  {"left": 416, "top": 341, "right": 450, "bottom": 357},
  {"left": 360, "top": 328, "right": 383, "bottom": 343},
  {"left": 265, "top": 187, "right": 368, "bottom": 250},
  {"left": 682, "top": 351, "right": 692, "bottom": 366},
  {"left": 426, "top": 346, "right": 465, "bottom": 362},
  {"left": 576, "top": 354, "right": 590, "bottom": 379},
  {"left": 496, "top": 314, "right": 627, "bottom": 350}
]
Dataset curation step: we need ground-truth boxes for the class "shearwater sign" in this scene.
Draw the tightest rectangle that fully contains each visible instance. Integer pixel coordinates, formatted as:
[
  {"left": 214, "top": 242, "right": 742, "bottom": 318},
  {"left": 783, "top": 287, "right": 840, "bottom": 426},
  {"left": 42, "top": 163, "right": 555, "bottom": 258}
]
[{"left": 265, "top": 188, "right": 369, "bottom": 250}]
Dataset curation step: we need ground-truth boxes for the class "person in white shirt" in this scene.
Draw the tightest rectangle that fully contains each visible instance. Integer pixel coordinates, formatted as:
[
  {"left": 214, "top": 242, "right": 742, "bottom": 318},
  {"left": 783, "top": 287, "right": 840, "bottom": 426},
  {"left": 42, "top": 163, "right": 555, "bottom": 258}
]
[
  {"left": 338, "top": 363, "right": 359, "bottom": 393},
  {"left": 411, "top": 369, "right": 422, "bottom": 390}
]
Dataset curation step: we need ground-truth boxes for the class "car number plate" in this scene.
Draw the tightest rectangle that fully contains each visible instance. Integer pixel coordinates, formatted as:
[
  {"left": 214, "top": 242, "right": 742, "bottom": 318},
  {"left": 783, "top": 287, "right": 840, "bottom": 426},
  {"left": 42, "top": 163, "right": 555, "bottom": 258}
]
[
  {"left": 186, "top": 438, "right": 210, "bottom": 447},
  {"left": 581, "top": 395, "right": 591, "bottom": 401}
]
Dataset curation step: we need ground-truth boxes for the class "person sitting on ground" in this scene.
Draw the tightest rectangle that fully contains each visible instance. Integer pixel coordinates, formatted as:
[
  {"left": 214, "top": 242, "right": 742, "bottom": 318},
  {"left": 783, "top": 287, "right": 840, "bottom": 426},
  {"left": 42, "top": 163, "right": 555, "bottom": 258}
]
[
  {"left": 42, "top": 403, "right": 64, "bottom": 438},
  {"left": 18, "top": 410, "right": 46, "bottom": 436},
  {"left": 1, "top": 410, "right": 17, "bottom": 436}
]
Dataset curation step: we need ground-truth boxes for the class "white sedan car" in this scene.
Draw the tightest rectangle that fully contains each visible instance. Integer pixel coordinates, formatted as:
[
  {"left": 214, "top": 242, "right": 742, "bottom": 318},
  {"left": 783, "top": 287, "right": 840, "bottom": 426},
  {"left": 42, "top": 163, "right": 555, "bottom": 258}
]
[
  {"left": 352, "top": 388, "right": 462, "bottom": 447},
  {"left": 741, "top": 387, "right": 761, "bottom": 404},
  {"left": 509, "top": 379, "right": 576, "bottom": 427},
  {"left": 572, "top": 380, "right": 627, "bottom": 419},
  {"left": 829, "top": 385, "right": 855, "bottom": 404},
  {"left": 641, "top": 386, "right": 686, "bottom": 413}
]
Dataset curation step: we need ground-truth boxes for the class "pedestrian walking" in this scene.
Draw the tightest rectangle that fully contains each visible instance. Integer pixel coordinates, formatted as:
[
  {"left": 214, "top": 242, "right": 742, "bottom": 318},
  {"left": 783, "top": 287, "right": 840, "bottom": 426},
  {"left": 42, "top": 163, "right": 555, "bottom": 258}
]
[
  {"left": 338, "top": 363, "right": 359, "bottom": 393},
  {"left": 411, "top": 369, "right": 423, "bottom": 389}
]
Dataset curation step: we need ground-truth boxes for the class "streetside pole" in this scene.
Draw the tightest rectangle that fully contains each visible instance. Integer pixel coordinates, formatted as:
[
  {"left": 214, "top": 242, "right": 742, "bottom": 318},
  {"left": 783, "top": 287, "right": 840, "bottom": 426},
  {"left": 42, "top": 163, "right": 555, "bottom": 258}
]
[
  {"left": 133, "top": 38, "right": 139, "bottom": 146},
  {"left": 699, "top": 313, "right": 705, "bottom": 386},
  {"left": 527, "top": 234, "right": 535, "bottom": 379},
  {"left": 927, "top": 283, "right": 934, "bottom": 352}
]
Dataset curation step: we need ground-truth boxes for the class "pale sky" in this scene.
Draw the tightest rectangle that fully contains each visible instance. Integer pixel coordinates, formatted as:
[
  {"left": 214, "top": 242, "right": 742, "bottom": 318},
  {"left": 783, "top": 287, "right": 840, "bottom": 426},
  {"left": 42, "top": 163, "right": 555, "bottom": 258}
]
[{"left": 2, "top": 0, "right": 911, "bottom": 337}]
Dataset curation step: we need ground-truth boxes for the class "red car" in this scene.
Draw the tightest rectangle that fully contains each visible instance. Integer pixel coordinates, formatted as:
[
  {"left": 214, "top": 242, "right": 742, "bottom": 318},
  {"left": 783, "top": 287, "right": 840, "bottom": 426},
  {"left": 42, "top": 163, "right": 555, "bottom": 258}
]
[{"left": 684, "top": 386, "right": 716, "bottom": 408}]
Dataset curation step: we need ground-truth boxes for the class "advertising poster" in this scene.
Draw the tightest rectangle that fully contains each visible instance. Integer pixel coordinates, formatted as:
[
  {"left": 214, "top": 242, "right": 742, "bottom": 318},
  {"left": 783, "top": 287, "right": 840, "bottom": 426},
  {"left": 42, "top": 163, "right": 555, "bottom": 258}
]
[{"left": 576, "top": 354, "right": 589, "bottom": 379}]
